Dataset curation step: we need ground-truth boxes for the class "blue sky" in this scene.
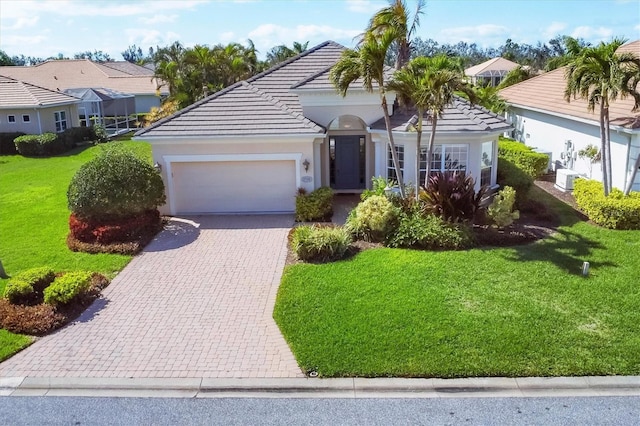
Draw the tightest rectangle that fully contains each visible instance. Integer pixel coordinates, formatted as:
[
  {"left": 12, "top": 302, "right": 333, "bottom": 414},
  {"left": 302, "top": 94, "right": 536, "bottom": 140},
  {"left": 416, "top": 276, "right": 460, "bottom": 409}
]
[{"left": 1, "top": 0, "right": 638, "bottom": 61}]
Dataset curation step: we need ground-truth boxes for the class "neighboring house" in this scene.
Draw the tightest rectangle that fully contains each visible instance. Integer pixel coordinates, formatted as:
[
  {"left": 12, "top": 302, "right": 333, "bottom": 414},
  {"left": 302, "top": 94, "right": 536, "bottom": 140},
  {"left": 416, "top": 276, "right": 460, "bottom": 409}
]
[
  {"left": 0, "top": 60, "right": 165, "bottom": 115},
  {"left": 499, "top": 40, "right": 640, "bottom": 192},
  {"left": 0, "top": 75, "right": 80, "bottom": 134},
  {"left": 134, "top": 41, "right": 511, "bottom": 215},
  {"left": 465, "top": 57, "right": 520, "bottom": 87}
]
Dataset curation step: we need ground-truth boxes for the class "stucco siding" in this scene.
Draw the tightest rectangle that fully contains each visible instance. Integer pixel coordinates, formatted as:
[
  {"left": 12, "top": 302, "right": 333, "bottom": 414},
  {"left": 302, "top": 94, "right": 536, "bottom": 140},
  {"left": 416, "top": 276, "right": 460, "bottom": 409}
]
[
  {"left": 508, "top": 107, "right": 633, "bottom": 190},
  {"left": 134, "top": 95, "right": 161, "bottom": 114},
  {"left": 0, "top": 104, "right": 78, "bottom": 134}
]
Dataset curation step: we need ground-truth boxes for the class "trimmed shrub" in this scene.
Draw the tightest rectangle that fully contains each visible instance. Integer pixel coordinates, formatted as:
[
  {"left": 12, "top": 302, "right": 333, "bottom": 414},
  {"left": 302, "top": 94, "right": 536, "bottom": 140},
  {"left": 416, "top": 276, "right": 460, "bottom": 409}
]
[
  {"left": 387, "top": 210, "right": 474, "bottom": 250},
  {"left": 43, "top": 271, "right": 93, "bottom": 306},
  {"left": 58, "top": 127, "right": 95, "bottom": 148},
  {"left": 292, "top": 225, "right": 351, "bottom": 262},
  {"left": 488, "top": 186, "right": 520, "bottom": 228},
  {"left": 497, "top": 157, "right": 533, "bottom": 207},
  {"left": 345, "top": 195, "right": 400, "bottom": 243},
  {"left": 498, "top": 138, "right": 549, "bottom": 179},
  {"left": 3, "top": 267, "right": 55, "bottom": 305},
  {"left": 69, "top": 209, "right": 162, "bottom": 244},
  {"left": 420, "top": 171, "right": 486, "bottom": 223},
  {"left": 0, "top": 132, "right": 24, "bottom": 155},
  {"left": 67, "top": 147, "right": 166, "bottom": 219},
  {"left": 295, "top": 187, "right": 333, "bottom": 222},
  {"left": 14, "top": 133, "right": 65, "bottom": 156},
  {"left": 573, "top": 179, "right": 640, "bottom": 229}
]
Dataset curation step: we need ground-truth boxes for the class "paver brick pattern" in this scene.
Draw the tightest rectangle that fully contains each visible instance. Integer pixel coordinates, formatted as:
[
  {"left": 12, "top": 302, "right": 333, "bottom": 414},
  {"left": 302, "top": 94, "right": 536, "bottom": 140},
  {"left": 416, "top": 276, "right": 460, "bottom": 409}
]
[{"left": 0, "top": 215, "right": 304, "bottom": 378}]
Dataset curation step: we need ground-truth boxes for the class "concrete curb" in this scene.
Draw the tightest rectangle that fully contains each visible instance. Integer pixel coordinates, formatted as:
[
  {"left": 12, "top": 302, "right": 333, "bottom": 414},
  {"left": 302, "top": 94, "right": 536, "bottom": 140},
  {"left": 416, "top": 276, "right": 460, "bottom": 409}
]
[{"left": 2, "top": 376, "right": 640, "bottom": 398}]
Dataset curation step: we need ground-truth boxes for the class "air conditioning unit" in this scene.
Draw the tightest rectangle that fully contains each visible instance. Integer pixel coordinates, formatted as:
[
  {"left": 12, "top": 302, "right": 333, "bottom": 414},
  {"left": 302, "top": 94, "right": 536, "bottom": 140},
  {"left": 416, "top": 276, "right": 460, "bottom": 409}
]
[{"left": 555, "top": 168, "right": 580, "bottom": 192}]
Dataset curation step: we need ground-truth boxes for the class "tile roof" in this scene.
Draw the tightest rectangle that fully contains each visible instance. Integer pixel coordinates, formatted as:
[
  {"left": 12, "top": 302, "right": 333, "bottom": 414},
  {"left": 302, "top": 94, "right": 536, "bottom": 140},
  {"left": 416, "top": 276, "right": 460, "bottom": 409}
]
[
  {"left": 0, "top": 60, "right": 164, "bottom": 96},
  {"left": 137, "top": 41, "right": 511, "bottom": 139},
  {"left": 370, "top": 96, "right": 512, "bottom": 133},
  {"left": 0, "top": 75, "right": 80, "bottom": 109},
  {"left": 499, "top": 40, "right": 640, "bottom": 130},
  {"left": 465, "top": 57, "right": 520, "bottom": 77},
  {"left": 136, "top": 41, "right": 345, "bottom": 138}
]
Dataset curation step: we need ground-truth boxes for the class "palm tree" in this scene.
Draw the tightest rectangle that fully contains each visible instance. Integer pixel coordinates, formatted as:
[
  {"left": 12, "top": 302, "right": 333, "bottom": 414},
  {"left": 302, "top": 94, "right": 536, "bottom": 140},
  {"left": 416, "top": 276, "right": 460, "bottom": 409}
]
[
  {"left": 266, "top": 41, "right": 309, "bottom": 66},
  {"left": 367, "top": 0, "right": 426, "bottom": 70},
  {"left": 545, "top": 36, "right": 589, "bottom": 71},
  {"left": 392, "top": 54, "right": 475, "bottom": 189},
  {"left": 468, "top": 84, "right": 506, "bottom": 114},
  {"left": 330, "top": 31, "right": 406, "bottom": 197},
  {"left": 564, "top": 38, "right": 640, "bottom": 196},
  {"left": 497, "top": 65, "right": 536, "bottom": 89}
]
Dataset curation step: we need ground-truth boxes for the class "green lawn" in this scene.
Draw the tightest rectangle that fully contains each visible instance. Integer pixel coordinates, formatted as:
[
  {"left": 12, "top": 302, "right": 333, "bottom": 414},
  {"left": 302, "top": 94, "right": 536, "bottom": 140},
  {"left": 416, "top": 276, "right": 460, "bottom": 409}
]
[
  {"left": 0, "top": 141, "right": 151, "bottom": 358},
  {"left": 274, "top": 188, "right": 640, "bottom": 378}
]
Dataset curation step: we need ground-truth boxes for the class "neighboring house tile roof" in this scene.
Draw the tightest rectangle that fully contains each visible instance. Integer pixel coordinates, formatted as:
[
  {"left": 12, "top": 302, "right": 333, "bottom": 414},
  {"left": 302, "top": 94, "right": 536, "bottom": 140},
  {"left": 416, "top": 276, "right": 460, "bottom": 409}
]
[
  {"left": 98, "top": 61, "right": 156, "bottom": 76},
  {"left": 499, "top": 40, "right": 640, "bottom": 130},
  {"left": 465, "top": 57, "right": 519, "bottom": 77},
  {"left": 370, "top": 96, "right": 512, "bottom": 133},
  {"left": 137, "top": 41, "right": 346, "bottom": 138},
  {"left": 0, "top": 60, "right": 164, "bottom": 96},
  {"left": 0, "top": 75, "right": 80, "bottom": 108}
]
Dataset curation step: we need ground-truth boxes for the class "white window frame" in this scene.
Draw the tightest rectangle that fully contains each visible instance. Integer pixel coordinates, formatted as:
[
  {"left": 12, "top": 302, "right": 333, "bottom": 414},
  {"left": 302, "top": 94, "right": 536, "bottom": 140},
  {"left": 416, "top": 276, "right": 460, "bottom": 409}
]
[
  {"left": 54, "top": 111, "right": 67, "bottom": 132},
  {"left": 480, "top": 141, "right": 494, "bottom": 187},
  {"left": 420, "top": 144, "right": 469, "bottom": 182},
  {"left": 7, "top": 115, "right": 16, "bottom": 124},
  {"left": 22, "top": 114, "right": 31, "bottom": 123},
  {"left": 387, "top": 145, "right": 404, "bottom": 182}
]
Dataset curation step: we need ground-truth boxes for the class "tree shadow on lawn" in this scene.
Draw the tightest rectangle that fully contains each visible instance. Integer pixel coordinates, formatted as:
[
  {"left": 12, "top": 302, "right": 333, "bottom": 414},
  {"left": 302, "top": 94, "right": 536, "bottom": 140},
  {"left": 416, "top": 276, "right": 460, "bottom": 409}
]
[{"left": 502, "top": 227, "right": 617, "bottom": 275}]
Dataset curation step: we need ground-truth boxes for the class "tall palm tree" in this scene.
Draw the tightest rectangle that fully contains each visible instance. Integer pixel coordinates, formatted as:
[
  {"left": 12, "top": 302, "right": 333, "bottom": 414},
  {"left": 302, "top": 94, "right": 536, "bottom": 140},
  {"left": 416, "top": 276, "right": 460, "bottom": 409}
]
[
  {"left": 392, "top": 54, "right": 476, "bottom": 189},
  {"left": 266, "top": 41, "right": 309, "bottom": 66},
  {"left": 564, "top": 38, "right": 640, "bottom": 196},
  {"left": 330, "top": 31, "right": 406, "bottom": 196},
  {"left": 367, "top": 0, "right": 426, "bottom": 70},
  {"left": 545, "top": 36, "right": 589, "bottom": 72}
]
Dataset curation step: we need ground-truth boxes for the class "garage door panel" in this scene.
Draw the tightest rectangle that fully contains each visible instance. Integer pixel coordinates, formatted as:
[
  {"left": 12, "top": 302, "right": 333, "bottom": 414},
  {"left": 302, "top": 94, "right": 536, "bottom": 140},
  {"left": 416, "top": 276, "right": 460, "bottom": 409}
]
[{"left": 172, "top": 160, "right": 296, "bottom": 214}]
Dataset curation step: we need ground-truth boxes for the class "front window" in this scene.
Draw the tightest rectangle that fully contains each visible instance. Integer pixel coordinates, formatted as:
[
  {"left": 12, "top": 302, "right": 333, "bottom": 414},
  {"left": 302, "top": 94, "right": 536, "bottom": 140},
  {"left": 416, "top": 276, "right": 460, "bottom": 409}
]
[
  {"left": 480, "top": 141, "right": 494, "bottom": 187},
  {"left": 387, "top": 145, "right": 404, "bottom": 182},
  {"left": 8, "top": 115, "right": 16, "bottom": 123},
  {"left": 420, "top": 144, "right": 469, "bottom": 183},
  {"left": 54, "top": 111, "right": 67, "bottom": 132},
  {"left": 22, "top": 114, "right": 31, "bottom": 123}
]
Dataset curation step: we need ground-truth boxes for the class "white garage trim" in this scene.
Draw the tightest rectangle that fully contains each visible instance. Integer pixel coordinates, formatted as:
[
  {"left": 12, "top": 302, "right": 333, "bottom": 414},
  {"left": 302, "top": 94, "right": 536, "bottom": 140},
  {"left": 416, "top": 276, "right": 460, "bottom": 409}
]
[{"left": 163, "top": 153, "right": 303, "bottom": 215}]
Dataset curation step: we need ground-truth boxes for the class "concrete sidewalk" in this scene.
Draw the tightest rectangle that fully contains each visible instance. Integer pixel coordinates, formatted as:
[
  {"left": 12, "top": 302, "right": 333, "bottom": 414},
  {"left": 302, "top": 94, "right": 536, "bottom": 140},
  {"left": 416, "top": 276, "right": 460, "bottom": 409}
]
[{"left": 2, "top": 376, "right": 640, "bottom": 399}]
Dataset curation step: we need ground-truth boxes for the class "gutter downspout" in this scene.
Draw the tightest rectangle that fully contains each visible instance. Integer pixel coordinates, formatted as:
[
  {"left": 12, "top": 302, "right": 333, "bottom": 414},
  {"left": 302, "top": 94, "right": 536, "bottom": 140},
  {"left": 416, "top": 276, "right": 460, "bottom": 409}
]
[
  {"left": 624, "top": 132, "right": 631, "bottom": 191},
  {"left": 35, "top": 108, "right": 42, "bottom": 134}
]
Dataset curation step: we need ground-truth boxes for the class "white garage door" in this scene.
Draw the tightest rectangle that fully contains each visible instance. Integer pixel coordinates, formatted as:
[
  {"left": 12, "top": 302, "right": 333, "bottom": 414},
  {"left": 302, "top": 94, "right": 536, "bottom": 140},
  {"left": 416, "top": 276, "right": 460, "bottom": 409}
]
[{"left": 172, "top": 160, "right": 297, "bottom": 214}]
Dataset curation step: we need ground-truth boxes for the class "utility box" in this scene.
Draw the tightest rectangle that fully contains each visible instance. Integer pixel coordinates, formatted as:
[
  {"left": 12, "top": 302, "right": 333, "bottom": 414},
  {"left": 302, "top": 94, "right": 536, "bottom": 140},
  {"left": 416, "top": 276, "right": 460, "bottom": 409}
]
[{"left": 555, "top": 168, "right": 580, "bottom": 192}]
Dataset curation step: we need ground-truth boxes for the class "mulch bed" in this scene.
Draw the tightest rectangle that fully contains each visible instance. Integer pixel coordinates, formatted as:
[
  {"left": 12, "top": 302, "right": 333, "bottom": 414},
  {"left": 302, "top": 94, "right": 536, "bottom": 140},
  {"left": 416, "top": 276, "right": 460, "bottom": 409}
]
[
  {"left": 287, "top": 181, "right": 586, "bottom": 264},
  {"left": 0, "top": 273, "right": 110, "bottom": 336}
]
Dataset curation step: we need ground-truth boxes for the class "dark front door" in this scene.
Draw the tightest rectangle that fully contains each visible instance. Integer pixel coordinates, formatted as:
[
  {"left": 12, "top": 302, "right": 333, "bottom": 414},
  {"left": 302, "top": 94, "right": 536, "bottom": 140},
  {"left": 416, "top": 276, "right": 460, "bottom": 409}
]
[{"left": 332, "top": 135, "right": 365, "bottom": 189}]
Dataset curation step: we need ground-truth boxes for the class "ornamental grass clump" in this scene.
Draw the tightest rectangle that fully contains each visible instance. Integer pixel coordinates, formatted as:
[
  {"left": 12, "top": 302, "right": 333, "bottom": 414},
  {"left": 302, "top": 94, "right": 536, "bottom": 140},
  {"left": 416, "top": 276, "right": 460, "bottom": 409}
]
[
  {"left": 292, "top": 225, "right": 351, "bottom": 263},
  {"left": 345, "top": 195, "right": 400, "bottom": 242}
]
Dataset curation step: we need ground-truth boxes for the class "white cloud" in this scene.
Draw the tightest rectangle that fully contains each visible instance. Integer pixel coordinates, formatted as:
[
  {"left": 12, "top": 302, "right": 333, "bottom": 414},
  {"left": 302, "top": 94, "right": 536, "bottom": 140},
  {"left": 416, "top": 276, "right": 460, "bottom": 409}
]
[
  {"left": 346, "top": 0, "right": 386, "bottom": 13},
  {"left": 125, "top": 29, "right": 181, "bottom": 47},
  {"left": 571, "top": 26, "right": 613, "bottom": 40},
  {"left": 1, "top": 34, "right": 48, "bottom": 47},
  {"left": 634, "top": 24, "right": 640, "bottom": 31},
  {"left": 247, "top": 23, "right": 360, "bottom": 51},
  {"left": 219, "top": 31, "right": 236, "bottom": 43},
  {"left": 542, "top": 21, "right": 567, "bottom": 39},
  {"left": 2, "top": 15, "right": 39, "bottom": 30},
  {"left": 139, "top": 14, "right": 178, "bottom": 25},
  {"left": 439, "top": 24, "right": 509, "bottom": 45}
]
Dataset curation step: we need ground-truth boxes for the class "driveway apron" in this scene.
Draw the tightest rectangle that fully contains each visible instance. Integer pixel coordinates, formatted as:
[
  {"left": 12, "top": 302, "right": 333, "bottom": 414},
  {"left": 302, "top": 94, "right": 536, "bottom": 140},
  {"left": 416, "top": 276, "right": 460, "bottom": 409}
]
[{"left": 0, "top": 215, "right": 304, "bottom": 378}]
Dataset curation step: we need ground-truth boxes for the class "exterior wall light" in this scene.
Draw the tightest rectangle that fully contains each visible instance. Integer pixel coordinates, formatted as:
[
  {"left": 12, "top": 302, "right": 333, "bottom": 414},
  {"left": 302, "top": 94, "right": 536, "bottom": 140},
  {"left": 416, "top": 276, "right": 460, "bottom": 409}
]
[
  {"left": 303, "top": 159, "right": 310, "bottom": 172},
  {"left": 153, "top": 162, "right": 162, "bottom": 173}
]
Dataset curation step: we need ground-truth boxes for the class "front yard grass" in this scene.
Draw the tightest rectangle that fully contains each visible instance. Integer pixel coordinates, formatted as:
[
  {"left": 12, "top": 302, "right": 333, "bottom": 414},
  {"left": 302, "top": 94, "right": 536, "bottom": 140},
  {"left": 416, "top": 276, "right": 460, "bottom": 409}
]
[
  {"left": 0, "top": 141, "right": 151, "bottom": 357},
  {"left": 274, "top": 187, "right": 640, "bottom": 378}
]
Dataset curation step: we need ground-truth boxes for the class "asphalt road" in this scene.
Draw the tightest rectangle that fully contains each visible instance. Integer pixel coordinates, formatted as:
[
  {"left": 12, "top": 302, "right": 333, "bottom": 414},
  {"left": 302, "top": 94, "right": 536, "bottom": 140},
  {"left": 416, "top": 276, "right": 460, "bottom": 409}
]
[{"left": 2, "top": 396, "right": 639, "bottom": 425}]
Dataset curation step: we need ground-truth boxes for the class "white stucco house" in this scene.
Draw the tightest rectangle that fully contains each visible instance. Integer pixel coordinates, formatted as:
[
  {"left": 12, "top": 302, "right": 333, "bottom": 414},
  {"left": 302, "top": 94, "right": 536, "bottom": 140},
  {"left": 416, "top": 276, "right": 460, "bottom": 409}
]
[
  {"left": 465, "top": 57, "right": 520, "bottom": 87},
  {"left": 0, "top": 75, "right": 80, "bottom": 134},
  {"left": 134, "top": 41, "right": 511, "bottom": 215},
  {"left": 499, "top": 40, "right": 640, "bottom": 193}
]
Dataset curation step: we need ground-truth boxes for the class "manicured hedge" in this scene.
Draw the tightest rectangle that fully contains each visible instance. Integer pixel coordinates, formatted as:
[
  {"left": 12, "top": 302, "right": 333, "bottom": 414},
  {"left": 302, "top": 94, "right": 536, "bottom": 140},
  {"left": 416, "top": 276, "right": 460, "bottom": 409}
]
[
  {"left": 0, "top": 132, "right": 25, "bottom": 155},
  {"left": 3, "top": 267, "right": 55, "bottom": 305},
  {"left": 13, "top": 127, "right": 102, "bottom": 157},
  {"left": 573, "top": 179, "right": 640, "bottom": 230},
  {"left": 295, "top": 187, "right": 334, "bottom": 222},
  {"left": 292, "top": 225, "right": 351, "bottom": 262},
  {"left": 498, "top": 138, "right": 549, "bottom": 179},
  {"left": 69, "top": 210, "right": 162, "bottom": 244},
  {"left": 43, "top": 272, "right": 93, "bottom": 306}
]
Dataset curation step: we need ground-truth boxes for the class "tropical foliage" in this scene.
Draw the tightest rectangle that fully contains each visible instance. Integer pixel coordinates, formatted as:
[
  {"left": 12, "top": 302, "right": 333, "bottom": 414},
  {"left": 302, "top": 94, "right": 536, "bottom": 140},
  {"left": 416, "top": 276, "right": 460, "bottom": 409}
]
[
  {"left": 266, "top": 41, "right": 309, "bottom": 66},
  {"left": 564, "top": 37, "right": 640, "bottom": 196}
]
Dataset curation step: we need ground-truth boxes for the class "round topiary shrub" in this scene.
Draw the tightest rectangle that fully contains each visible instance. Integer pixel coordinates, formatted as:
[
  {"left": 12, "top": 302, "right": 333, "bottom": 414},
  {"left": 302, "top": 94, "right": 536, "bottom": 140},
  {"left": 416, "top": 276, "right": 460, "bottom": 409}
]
[
  {"left": 68, "top": 147, "right": 166, "bottom": 219},
  {"left": 345, "top": 195, "right": 400, "bottom": 243}
]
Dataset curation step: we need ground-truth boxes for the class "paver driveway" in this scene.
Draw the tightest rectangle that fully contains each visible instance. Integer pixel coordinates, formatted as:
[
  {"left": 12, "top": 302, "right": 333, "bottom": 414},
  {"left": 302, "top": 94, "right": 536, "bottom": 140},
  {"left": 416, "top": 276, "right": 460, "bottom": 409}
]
[{"left": 0, "top": 215, "right": 304, "bottom": 378}]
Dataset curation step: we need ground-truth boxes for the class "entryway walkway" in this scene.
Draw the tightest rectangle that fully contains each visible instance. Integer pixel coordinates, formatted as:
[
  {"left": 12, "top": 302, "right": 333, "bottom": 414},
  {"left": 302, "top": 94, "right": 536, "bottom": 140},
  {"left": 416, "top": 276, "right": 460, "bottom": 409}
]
[{"left": 0, "top": 215, "right": 304, "bottom": 378}]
